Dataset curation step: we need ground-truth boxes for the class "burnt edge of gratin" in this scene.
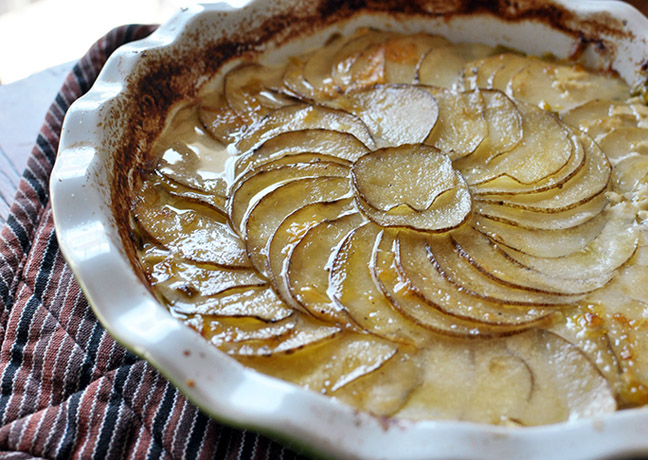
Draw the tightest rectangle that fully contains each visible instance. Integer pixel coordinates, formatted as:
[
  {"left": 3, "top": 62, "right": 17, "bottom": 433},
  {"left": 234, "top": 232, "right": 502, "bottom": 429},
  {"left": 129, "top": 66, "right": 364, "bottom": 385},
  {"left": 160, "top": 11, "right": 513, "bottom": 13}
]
[{"left": 109, "top": 0, "right": 638, "bottom": 286}]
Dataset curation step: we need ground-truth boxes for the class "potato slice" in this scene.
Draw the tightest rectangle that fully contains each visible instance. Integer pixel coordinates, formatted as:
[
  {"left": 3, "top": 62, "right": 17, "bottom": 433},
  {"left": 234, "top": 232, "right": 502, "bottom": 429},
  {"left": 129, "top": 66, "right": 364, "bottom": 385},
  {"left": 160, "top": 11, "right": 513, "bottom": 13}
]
[
  {"left": 613, "top": 155, "right": 648, "bottom": 193},
  {"left": 474, "top": 191, "right": 608, "bottom": 230},
  {"left": 283, "top": 54, "right": 316, "bottom": 101},
  {"left": 462, "top": 102, "right": 574, "bottom": 186},
  {"left": 456, "top": 53, "right": 512, "bottom": 91},
  {"left": 372, "top": 231, "right": 510, "bottom": 337},
  {"left": 286, "top": 212, "right": 366, "bottom": 324},
  {"left": 174, "top": 285, "right": 293, "bottom": 322},
  {"left": 198, "top": 94, "right": 247, "bottom": 145},
  {"left": 383, "top": 33, "right": 450, "bottom": 84},
  {"left": 395, "top": 231, "right": 557, "bottom": 327},
  {"left": 489, "top": 53, "right": 530, "bottom": 94},
  {"left": 234, "top": 104, "right": 375, "bottom": 154},
  {"left": 238, "top": 332, "right": 397, "bottom": 393},
  {"left": 133, "top": 182, "right": 250, "bottom": 268},
  {"left": 153, "top": 173, "right": 227, "bottom": 215},
  {"left": 228, "top": 161, "right": 350, "bottom": 235},
  {"left": 332, "top": 349, "right": 423, "bottom": 416},
  {"left": 415, "top": 43, "right": 493, "bottom": 89},
  {"left": 397, "top": 330, "right": 616, "bottom": 425},
  {"left": 328, "top": 84, "right": 439, "bottom": 146},
  {"left": 473, "top": 213, "right": 606, "bottom": 258},
  {"left": 243, "top": 176, "right": 352, "bottom": 277},
  {"left": 303, "top": 33, "right": 352, "bottom": 99},
  {"left": 561, "top": 99, "right": 640, "bottom": 140},
  {"left": 234, "top": 128, "right": 369, "bottom": 176},
  {"left": 598, "top": 127, "right": 648, "bottom": 164},
  {"left": 329, "top": 223, "right": 434, "bottom": 345},
  {"left": 224, "top": 62, "right": 295, "bottom": 122},
  {"left": 422, "top": 88, "right": 487, "bottom": 159},
  {"left": 268, "top": 198, "right": 356, "bottom": 309},
  {"left": 511, "top": 58, "right": 627, "bottom": 112}
]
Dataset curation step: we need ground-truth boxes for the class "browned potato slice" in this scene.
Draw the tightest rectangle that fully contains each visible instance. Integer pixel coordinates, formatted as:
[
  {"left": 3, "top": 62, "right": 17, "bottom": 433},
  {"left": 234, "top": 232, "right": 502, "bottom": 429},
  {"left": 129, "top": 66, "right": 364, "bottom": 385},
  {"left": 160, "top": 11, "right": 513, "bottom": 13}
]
[
  {"left": 352, "top": 145, "right": 471, "bottom": 232},
  {"left": 457, "top": 53, "right": 512, "bottom": 91},
  {"left": 238, "top": 332, "right": 397, "bottom": 393},
  {"left": 228, "top": 161, "right": 350, "bottom": 235},
  {"left": 473, "top": 213, "right": 606, "bottom": 258},
  {"left": 331, "top": 29, "right": 393, "bottom": 92},
  {"left": 224, "top": 62, "right": 295, "bottom": 122},
  {"left": 234, "top": 104, "right": 375, "bottom": 154},
  {"left": 198, "top": 94, "right": 247, "bottom": 145},
  {"left": 476, "top": 132, "right": 611, "bottom": 212},
  {"left": 383, "top": 34, "right": 450, "bottom": 84},
  {"left": 133, "top": 182, "right": 250, "bottom": 268},
  {"left": 216, "top": 315, "right": 341, "bottom": 357},
  {"left": 511, "top": 58, "right": 627, "bottom": 112},
  {"left": 303, "top": 33, "right": 352, "bottom": 99},
  {"left": 332, "top": 349, "right": 423, "bottom": 416},
  {"left": 176, "top": 285, "right": 293, "bottom": 322},
  {"left": 154, "top": 173, "right": 227, "bottom": 215},
  {"left": 286, "top": 212, "right": 366, "bottom": 324},
  {"left": 268, "top": 198, "right": 356, "bottom": 309},
  {"left": 415, "top": 43, "right": 493, "bottom": 89},
  {"left": 451, "top": 228, "right": 610, "bottom": 295},
  {"left": 395, "top": 231, "right": 557, "bottom": 327},
  {"left": 599, "top": 127, "right": 648, "bottom": 163},
  {"left": 329, "top": 223, "right": 433, "bottom": 345},
  {"left": 463, "top": 102, "right": 574, "bottom": 186},
  {"left": 502, "top": 208, "right": 638, "bottom": 280},
  {"left": 283, "top": 54, "right": 316, "bottom": 101},
  {"left": 234, "top": 129, "right": 369, "bottom": 177},
  {"left": 489, "top": 53, "right": 530, "bottom": 94},
  {"left": 243, "top": 176, "right": 352, "bottom": 278},
  {"left": 329, "top": 85, "right": 439, "bottom": 146},
  {"left": 422, "top": 88, "right": 487, "bottom": 159},
  {"left": 474, "top": 191, "right": 608, "bottom": 230},
  {"left": 426, "top": 234, "right": 578, "bottom": 306},
  {"left": 372, "top": 231, "right": 513, "bottom": 336},
  {"left": 397, "top": 330, "right": 616, "bottom": 425},
  {"left": 454, "top": 90, "right": 523, "bottom": 167}
]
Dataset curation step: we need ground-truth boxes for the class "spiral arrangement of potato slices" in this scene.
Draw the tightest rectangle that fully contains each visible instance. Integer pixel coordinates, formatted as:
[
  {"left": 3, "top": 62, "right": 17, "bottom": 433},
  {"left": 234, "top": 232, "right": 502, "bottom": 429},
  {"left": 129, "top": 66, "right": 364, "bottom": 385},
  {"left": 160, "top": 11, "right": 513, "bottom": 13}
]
[{"left": 132, "top": 28, "right": 648, "bottom": 425}]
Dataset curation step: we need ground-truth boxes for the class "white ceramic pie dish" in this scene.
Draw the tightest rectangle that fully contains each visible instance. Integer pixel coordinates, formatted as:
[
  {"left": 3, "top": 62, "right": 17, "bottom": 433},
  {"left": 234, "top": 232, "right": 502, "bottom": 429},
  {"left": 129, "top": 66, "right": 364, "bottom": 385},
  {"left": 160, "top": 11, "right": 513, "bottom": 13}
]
[{"left": 51, "top": 1, "right": 648, "bottom": 459}]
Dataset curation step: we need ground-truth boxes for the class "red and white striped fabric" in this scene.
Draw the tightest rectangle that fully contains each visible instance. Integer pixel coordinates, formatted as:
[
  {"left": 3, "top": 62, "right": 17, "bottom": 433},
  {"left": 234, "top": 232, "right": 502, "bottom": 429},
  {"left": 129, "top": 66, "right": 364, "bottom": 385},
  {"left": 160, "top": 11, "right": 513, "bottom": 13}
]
[{"left": 0, "top": 25, "right": 308, "bottom": 460}]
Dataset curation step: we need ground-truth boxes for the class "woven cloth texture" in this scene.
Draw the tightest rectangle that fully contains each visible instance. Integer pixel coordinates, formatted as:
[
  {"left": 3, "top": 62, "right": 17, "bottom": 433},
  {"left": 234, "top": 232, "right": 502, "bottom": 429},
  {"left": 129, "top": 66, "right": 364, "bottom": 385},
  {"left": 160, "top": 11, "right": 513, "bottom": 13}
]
[{"left": 0, "top": 24, "right": 309, "bottom": 460}]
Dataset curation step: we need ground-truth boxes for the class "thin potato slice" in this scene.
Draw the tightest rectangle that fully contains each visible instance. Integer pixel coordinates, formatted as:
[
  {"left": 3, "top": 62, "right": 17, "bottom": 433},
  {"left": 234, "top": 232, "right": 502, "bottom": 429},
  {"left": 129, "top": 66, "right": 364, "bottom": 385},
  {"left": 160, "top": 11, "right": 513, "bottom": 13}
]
[
  {"left": 426, "top": 234, "right": 578, "bottom": 306},
  {"left": 268, "top": 198, "right": 356, "bottom": 309},
  {"left": 451, "top": 228, "right": 610, "bottom": 295},
  {"left": 383, "top": 34, "right": 450, "bottom": 84},
  {"left": 501, "top": 207, "right": 639, "bottom": 280},
  {"left": 511, "top": 58, "right": 627, "bottom": 112},
  {"left": 134, "top": 182, "right": 250, "bottom": 268},
  {"left": 598, "top": 127, "right": 648, "bottom": 164},
  {"left": 234, "top": 129, "right": 369, "bottom": 176},
  {"left": 462, "top": 102, "right": 574, "bottom": 186},
  {"left": 152, "top": 172, "right": 227, "bottom": 215},
  {"left": 243, "top": 176, "right": 352, "bottom": 277},
  {"left": 228, "top": 161, "right": 350, "bottom": 235},
  {"left": 175, "top": 285, "right": 293, "bottom": 322},
  {"left": 416, "top": 43, "right": 493, "bottom": 89},
  {"left": 373, "top": 231, "right": 512, "bottom": 337},
  {"left": 234, "top": 104, "right": 375, "bottom": 154},
  {"left": 489, "top": 53, "right": 530, "bottom": 94},
  {"left": 198, "top": 94, "right": 247, "bottom": 145},
  {"left": 303, "top": 33, "right": 352, "bottom": 99},
  {"left": 224, "top": 62, "right": 295, "bottom": 122},
  {"left": 473, "top": 213, "right": 607, "bottom": 258},
  {"left": 395, "top": 231, "right": 557, "bottom": 327},
  {"left": 283, "top": 54, "right": 316, "bottom": 101},
  {"left": 397, "top": 330, "right": 616, "bottom": 425},
  {"left": 474, "top": 191, "right": 608, "bottom": 230},
  {"left": 422, "top": 88, "right": 487, "bottom": 159},
  {"left": 206, "top": 316, "right": 296, "bottom": 347},
  {"left": 329, "top": 85, "right": 439, "bottom": 146},
  {"left": 329, "top": 223, "right": 433, "bottom": 346},
  {"left": 286, "top": 213, "right": 366, "bottom": 324},
  {"left": 612, "top": 155, "right": 648, "bottom": 193},
  {"left": 561, "top": 99, "right": 640, "bottom": 140},
  {"left": 456, "top": 53, "right": 511, "bottom": 91},
  {"left": 238, "top": 332, "right": 397, "bottom": 393}
]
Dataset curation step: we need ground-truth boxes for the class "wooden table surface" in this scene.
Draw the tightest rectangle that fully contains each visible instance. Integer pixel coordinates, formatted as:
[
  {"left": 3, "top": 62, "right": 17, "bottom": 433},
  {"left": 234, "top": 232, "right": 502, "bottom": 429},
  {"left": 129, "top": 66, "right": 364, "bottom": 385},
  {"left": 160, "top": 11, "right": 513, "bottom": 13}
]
[{"left": 0, "top": 1, "right": 646, "bottom": 226}]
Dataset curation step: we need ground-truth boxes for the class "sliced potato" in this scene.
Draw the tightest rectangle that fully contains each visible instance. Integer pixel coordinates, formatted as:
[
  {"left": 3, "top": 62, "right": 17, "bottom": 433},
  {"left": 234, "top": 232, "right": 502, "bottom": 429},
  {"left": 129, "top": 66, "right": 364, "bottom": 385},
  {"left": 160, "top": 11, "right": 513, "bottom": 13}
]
[
  {"left": 303, "top": 33, "right": 351, "bottom": 99},
  {"left": 268, "top": 198, "right": 356, "bottom": 309},
  {"left": 329, "top": 223, "right": 434, "bottom": 345},
  {"left": 286, "top": 212, "right": 366, "bottom": 324},
  {"left": 456, "top": 53, "right": 510, "bottom": 91},
  {"left": 422, "top": 88, "right": 487, "bottom": 159},
  {"left": 331, "top": 29, "right": 392, "bottom": 92},
  {"left": 489, "top": 53, "right": 530, "bottom": 94},
  {"left": 243, "top": 176, "right": 352, "bottom": 277},
  {"left": 383, "top": 33, "right": 450, "bottom": 84},
  {"left": 395, "top": 231, "right": 557, "bottom": 327},
  {"left": 283, "top": 54, "right": 316, "bottom": 101},
  {"left": 561, "top": 99, "right": 640, "bottom": 140},
  {"left": 234, "top": 128, "right": 369, "bottom": 177},
  {"left": 416, "top": 43, "right": 493, "bottom": 89},
  {"left": 598, "top": 127, "right": 648, "bottom": 164},
  {"left": 234, "top": 104, "right": 375, "bottom": 154},
  {"left": 153, "top": 172, "right": 227, "bottom": 215},
  {"left": 329, "top": 84, "right": 439, "bottom": 146},
  {"left": 612, "top": 155, "right": 648, "bottom": 193},
  {"left": 133, "top": 182, "right": 250, "bottom": 268},
  {"left": 198, "top": 94, "right": 247, "bottom": 145}
]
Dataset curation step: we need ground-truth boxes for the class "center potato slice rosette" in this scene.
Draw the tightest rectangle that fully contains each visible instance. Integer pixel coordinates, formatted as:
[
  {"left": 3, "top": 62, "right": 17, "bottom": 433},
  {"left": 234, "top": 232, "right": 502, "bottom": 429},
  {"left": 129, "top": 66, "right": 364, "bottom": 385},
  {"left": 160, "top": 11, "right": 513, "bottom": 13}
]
[{"left": 133, "top": 29, "right": 648, "bottom": 425}]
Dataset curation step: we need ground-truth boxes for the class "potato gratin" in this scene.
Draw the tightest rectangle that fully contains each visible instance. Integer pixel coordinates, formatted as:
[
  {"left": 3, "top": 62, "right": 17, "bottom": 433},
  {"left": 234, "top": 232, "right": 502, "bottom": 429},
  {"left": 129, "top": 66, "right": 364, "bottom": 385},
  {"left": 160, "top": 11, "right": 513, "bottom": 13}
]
[{"left": 130, "top": 29, "right": 648, "bottom": 426}]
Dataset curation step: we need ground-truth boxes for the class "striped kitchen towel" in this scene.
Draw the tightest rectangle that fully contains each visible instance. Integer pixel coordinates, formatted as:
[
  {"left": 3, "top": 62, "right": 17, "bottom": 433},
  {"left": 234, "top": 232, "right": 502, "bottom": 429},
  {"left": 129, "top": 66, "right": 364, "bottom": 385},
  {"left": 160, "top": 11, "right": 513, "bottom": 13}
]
[{"left": 0, "top": 24, "right": 308, "bottom": 460}]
